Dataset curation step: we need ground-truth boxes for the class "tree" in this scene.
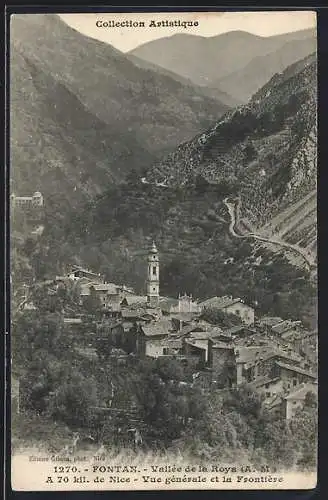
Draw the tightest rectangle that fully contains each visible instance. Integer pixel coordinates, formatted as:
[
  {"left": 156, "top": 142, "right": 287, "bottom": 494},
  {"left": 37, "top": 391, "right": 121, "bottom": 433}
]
[
  {"left": 50, "top": 372, "right": 98, "bottom": 428},
  {"left": 201, "top": 308, "right": 241, "bottom": 328},
  {"left": 244, "top": 143, "right": 257, "bottom": 163},
  {"left": 289, "top": 405, "right": 317, "bottom": 469}
]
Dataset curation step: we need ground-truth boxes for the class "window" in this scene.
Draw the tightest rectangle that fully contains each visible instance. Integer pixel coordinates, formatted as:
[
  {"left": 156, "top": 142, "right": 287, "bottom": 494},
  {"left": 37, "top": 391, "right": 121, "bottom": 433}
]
[
  {"left": 293, "top": 379, "right": 297, "bottom": 386},
  {"left": 163, "top": 348, "right": 169, "bottom": 355},
  {"left": 153, "top": 287, "right": 156, "bottom": 292},
  {"left": 236, "top": 309, "right": 240, "bottom": 315},
  {"left": 266, "top": 392, "right": 270, "bottom": 398},
  {"left": 153, "top": 266, "right": 157, "bottom": 276}
]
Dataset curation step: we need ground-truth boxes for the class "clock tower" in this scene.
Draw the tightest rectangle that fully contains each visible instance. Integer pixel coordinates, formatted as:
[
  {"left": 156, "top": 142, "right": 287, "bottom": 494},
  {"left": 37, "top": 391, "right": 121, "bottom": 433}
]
[{"left": 147, "top": 241, "right": 159, "bottom": 307}]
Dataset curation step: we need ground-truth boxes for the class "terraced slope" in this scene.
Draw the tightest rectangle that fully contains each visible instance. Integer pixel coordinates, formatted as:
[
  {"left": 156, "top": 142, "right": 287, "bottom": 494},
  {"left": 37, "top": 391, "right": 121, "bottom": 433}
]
[{"left": 144, "top": 54, "right": 317, "bottom": 262}]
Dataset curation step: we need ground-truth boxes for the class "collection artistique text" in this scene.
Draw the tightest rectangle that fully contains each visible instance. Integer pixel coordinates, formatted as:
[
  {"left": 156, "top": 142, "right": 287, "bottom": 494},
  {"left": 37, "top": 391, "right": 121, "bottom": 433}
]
[{"left": 96, "top": 20, "right": 199, "bottom": 28}]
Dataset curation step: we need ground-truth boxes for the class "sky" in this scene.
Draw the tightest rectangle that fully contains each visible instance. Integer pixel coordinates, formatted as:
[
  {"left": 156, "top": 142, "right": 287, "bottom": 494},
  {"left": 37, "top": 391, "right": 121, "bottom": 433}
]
[{"left": 59, "top": 11, "right": 316, "bottom": 53}]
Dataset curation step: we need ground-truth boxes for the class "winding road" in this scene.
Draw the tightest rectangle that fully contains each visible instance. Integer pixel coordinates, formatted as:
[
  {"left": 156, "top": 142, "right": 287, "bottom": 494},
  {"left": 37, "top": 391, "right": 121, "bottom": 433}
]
[
  {"left": 223, "top": 197, "right": 316, "bottom": 271},
  {"left": 138, "top": 174, "right": 316, "bottom": 271}
]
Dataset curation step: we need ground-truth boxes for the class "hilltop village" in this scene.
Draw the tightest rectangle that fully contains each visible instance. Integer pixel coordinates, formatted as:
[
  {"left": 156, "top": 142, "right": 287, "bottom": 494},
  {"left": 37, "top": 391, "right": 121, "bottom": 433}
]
[{"left": 13, "top": 240, "right": 317, "bottom": 424}]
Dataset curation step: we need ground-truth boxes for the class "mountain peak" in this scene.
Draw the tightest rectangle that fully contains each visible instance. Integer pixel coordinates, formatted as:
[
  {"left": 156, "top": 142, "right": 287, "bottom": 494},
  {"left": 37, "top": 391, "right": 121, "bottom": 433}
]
[{"left": 130, "top": 26, "right": 316, "bottom": 88}]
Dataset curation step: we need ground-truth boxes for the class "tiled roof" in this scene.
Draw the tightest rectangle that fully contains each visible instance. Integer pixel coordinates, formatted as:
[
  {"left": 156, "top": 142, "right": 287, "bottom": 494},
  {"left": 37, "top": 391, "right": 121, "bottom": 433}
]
[
  {"left": 211, "top": 341, "right": 234, "bottom": 349},
  {"left": 249, "top": 376, "right": 280, "bottom": 389},
  {"left": 257, "top": 316, "right": 284, "bottom": 327},
  {"left": 180, "top": 324, "right": 203, "bottom": 337},
  {"left": 235, "top": 346, "right": 275, "bottom": 364},
  {"left": 276, "top": 361, "right": 317, "bottom": 379},
  {"left": 284, "top": 383, "right": 317, "bottom": 400},
  {"left": 225, "top": 325, "right": 249, "bottom": 336},
  {"left": 187, "top": 330, "right": 213, "bottom": 340},
  {"left": 272, "top": 320, "right": 302, "bottom": 335},
  {"left": 124, "top": 295, "right": 148, "bottom": 305},
  {"left": 235, "top": 343, "right": 303, "bottom": 368},
  {"left": 200, "top": 295, "right": 254, "bottom": 311},
  {"left": 262, "top": 348, "right": 302, "bottom": 364},
  {"left": 92, "top": 283, "right": 119, "bottom": 294},
  {"left": 80, "top": 282, "right": 104, "bottom": 295},
  {"left": 171, "top": 313, "right": 198, "bottom": 322},
  {"left": 185, "top": 338, "right": 208, "bottom": 349}
]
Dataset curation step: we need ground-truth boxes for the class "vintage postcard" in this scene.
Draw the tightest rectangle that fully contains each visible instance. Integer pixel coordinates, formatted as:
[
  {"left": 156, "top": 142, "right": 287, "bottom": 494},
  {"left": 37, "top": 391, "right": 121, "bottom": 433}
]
[{"left": 9, "top": 10, "right": 317, "bottom": 491}]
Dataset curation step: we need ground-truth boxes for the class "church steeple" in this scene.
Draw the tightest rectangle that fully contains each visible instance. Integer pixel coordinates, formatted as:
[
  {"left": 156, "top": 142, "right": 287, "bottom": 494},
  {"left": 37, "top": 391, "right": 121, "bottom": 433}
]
[{"left": 147, "top": 240, "right": 159, "bottom": 307}]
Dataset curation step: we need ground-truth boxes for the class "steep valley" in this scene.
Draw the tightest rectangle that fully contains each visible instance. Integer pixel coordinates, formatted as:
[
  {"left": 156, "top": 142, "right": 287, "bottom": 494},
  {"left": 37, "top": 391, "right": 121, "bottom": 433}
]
[
  {"left": 144, "top": 54, "right": 317, "bottom": 260},
  {"left": 11, "top": 23, "right": 317, "bottom": 331},
  {"left": 10, "top": 14, "right": 229, "bottom": 204}
]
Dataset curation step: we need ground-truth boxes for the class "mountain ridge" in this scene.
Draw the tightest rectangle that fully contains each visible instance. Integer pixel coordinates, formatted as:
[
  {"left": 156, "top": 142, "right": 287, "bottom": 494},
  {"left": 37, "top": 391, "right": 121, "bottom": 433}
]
[
  {"left": 144, "top": 52, "right": 317, "bottom": 255},
  {"left": 10, "top": 13, "right": 229, "bottom": 201},
  {"left": 215, "top": 36, "right": 316, "bottom": 102},
  {"left": 129, "top": 27, "right": 316, "bottom": 96}
]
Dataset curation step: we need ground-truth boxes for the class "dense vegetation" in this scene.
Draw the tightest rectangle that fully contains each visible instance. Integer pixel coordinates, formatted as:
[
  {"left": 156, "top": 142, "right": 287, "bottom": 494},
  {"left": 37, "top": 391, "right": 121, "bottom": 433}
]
[
  {"left": 12, "top": 283, "right": 317, "bottom": 469},
  {"left": 147, "top": 54, "right": 317, "bottom": 233},
  {"left": 12, "top": 175, "right": 317, "bottom": 330}
]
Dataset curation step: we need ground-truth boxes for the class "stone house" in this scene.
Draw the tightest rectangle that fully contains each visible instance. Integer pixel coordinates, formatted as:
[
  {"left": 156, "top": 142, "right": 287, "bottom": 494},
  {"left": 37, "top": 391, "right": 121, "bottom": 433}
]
[
  {"left": 135, "top": 320, "right": 172, "bottom": 357},
  {"left": 273, "top": 361, "right": 317, "bottom": 389},
  {"left": 264, "top": 382, "right": 317, "bottom": 420},
  {"left": 183, "top": 336, "right": 208, "bottom": 367},
  {"left": 104, "top": 296, "right": 121, "bottom": 318},
  {"left": 283, "top": 383, "right": 317, "bottom": 420},
  {"left": 90, "top": 284, "right": 120, "bottom": 309},
  {"left": 200, "top": 296, "right": 254, "bottom": 325},
  {"left": 208, "top": 340, "right": 236, "bottom": 388},
  {"left": 171, "top": 313, "right": 198, "bottom": 332},
  {"left": 120, "top": 295, "right": 148, "bottom": 307},
  {"left": 182, "top": 327, "right": 232, "bottom": 365},
  {"left": 249, "top": 376, "right": 285, "bottom": 399},
  {"left": 234, "top": 345, "right": 308, "bottom": 386},
  {"left": 68, "top": 266, "right": 103, "bottom": 282}
]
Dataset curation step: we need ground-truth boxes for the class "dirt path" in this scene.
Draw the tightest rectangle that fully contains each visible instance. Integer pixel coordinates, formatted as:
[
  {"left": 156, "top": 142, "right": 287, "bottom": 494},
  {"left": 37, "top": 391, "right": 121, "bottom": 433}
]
[{"left": 223, "top": 197, "right": 316, "bottom": 271}]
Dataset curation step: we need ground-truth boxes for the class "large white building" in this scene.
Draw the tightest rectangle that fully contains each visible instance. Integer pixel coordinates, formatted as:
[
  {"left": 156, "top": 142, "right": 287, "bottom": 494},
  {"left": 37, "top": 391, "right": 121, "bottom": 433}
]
[{"left": 11, "top": 191, "right": 44, "bottom": 208}]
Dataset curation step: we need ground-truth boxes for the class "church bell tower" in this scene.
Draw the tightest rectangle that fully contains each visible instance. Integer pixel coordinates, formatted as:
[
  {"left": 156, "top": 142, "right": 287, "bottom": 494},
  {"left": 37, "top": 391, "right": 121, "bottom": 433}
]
[{"left": 147, "top": 241, "right": 159, "bottom": 307}]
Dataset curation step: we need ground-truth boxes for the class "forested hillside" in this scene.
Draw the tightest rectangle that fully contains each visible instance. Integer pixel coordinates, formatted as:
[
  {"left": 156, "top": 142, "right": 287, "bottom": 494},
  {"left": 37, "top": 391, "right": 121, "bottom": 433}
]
[{"left": 10, "top": 14, "right": 229, "bottom": 203}]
